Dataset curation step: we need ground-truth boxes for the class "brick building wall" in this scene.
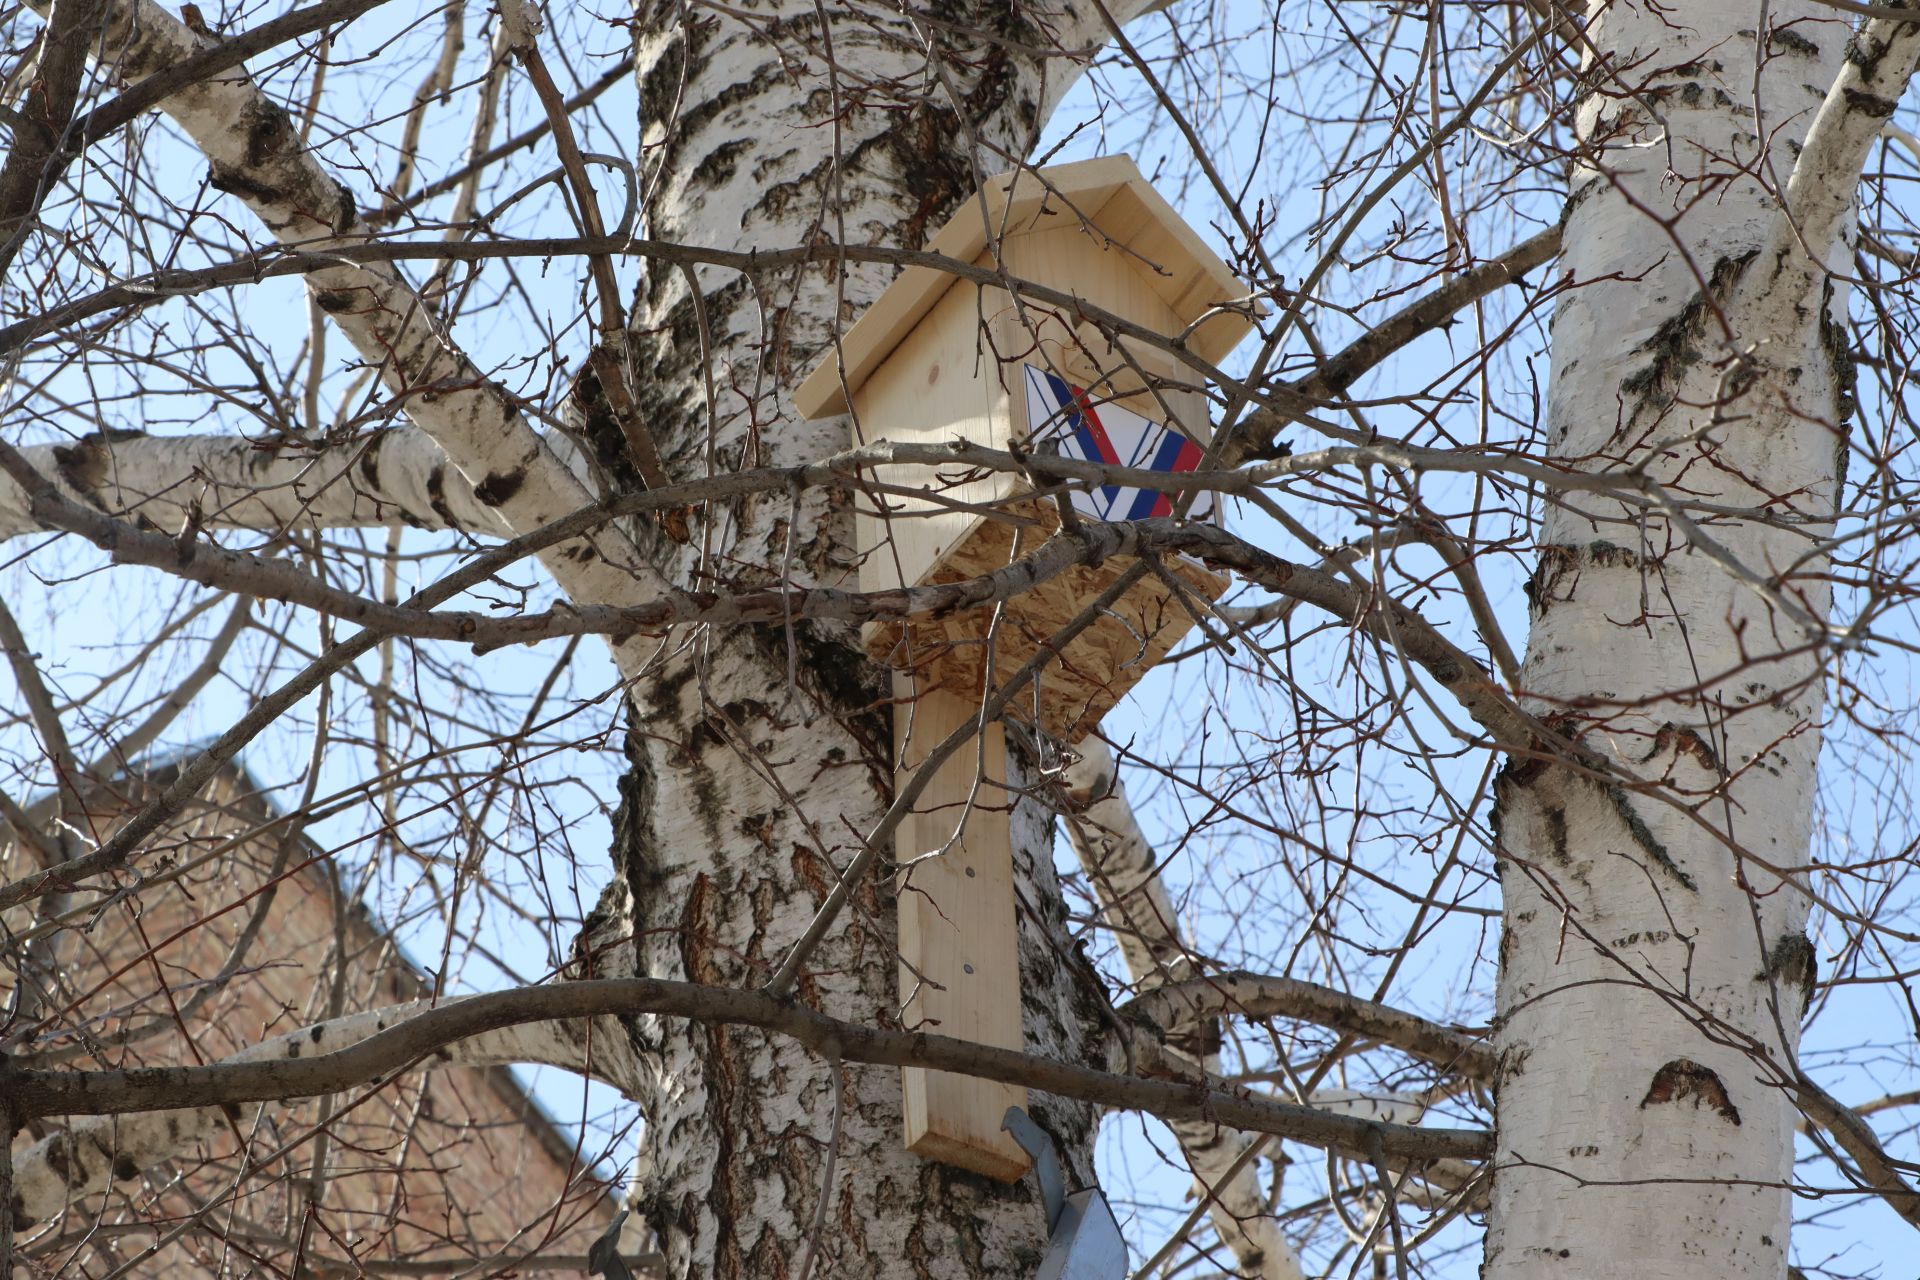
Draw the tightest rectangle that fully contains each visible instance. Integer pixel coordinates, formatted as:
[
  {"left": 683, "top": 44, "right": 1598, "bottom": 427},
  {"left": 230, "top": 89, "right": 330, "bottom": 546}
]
[{"left": 5, "top": 759, "right": 623, "bottom": 1278}]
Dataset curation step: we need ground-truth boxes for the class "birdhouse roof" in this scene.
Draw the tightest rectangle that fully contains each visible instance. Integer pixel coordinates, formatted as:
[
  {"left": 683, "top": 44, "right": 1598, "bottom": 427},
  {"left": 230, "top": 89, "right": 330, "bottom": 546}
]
[{"left": 793, "top": 154, "right": 1257, "bottom": 418}]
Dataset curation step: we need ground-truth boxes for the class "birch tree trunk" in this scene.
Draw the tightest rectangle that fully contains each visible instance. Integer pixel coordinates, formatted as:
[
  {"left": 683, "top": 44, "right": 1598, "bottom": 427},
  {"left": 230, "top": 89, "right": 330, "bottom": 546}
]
[
  {"left": 1488, "top": 2, "right": 1858, "bottom": 1273},
  {"left": 581, "top": 5, "right": 1146, "bottom": 1274}
]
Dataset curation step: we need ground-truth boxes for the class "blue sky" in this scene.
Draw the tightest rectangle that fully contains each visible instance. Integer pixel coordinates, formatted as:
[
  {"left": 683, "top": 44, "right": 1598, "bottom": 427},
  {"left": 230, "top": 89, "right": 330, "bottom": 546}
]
[{"left": 2, "top": 0, "right": 1917, "bottom": 1275}]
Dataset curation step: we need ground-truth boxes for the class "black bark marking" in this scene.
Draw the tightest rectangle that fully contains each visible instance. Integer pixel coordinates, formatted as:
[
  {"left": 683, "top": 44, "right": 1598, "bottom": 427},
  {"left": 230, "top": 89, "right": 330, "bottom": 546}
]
[
  {"left": 569, "top": 358, "right": 648, "bottom": 494},
  {"left": 1587, "top": 539, "right": 1638, "bottom": 569},
  {"left": 761, "top": 622, "right": 890, "bottom": 782},
  {"left": 1620, "top": 297, "right": 1708, "bottom": 412},
  {"left": 1641, "top": 1058, "right": 1742, "bottom": 1124},
  {"left": 241, "top": 97, "right": 296, "bottom": 169},
  {"left": 313, "top": 287, "right": 361, "bottom": 314},
  {"left": 1820, "top": 282, "right": 1857, "bottom": 507},
  {"left": 1616, "top": 251, "right": 1756, "bottom": 418},
  {"left": 356, "top": 431, "right": 386, "bottom": 490},
  {"left": 51, "top": 428, "right": 145, "bottom": 496},
  {"left": 1843, "top": 87, "right": 1900, "bottom": 118},
  {"left": 472, "top": 467, "right": 526, "bottom": 507},
  {"left": 1604, "top": 784, "right": 1697, "bottom": 890},
  {"left": 691, "top": 139, "right": 752, "bottom": 189},
  {"left": 1768, "top": 27, "right": 1820, "bottom": 57},
  {"left": 1642, "top": 722, "right": 1724, "bottom": 774},
  {"left": 205, "top": 162, "right": 286, "bottom": 207},
  {"left": 1764, "top": 932, "right": 1818, "bottom": 1006},
  {"left": 848, "top": 42, "right": 1023, "bottom": 251},
  {"left": 1523, "top": 544, "right": 1580, "bottom": 616},
  {"left": 330, "top": 178, "right": 359, "bottom": 234},
  {"left": 1493, "top": 715, "right": 1695, "bottom": 886},
  {"left": 1544, "top": 804, "right": 1569, "bottom": 864},
  {"left": 1845, "top": 30, "right": 1893, "bottom": 77},
  {"left": 424, "top": 464, "right": 458, "bottom": 528}
]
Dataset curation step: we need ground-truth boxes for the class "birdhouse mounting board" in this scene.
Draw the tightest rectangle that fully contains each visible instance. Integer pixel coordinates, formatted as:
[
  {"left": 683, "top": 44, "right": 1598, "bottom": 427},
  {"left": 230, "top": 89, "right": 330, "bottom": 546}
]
[{"left": 893, "top": 686, "right": 1029, "bottom": 1181}]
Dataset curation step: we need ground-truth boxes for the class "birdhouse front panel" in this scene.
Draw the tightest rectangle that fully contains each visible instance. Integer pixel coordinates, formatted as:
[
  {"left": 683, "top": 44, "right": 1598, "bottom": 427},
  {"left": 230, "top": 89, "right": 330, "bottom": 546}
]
[
  {"left": 847, "top": 273, "right": 1021, "bottom": 617},
  {"left": 991, "top": 218, "right": 1192, "bottom": 390},
  {"left": 845, "top": 221, "right": 1210, "bottom": 600}
]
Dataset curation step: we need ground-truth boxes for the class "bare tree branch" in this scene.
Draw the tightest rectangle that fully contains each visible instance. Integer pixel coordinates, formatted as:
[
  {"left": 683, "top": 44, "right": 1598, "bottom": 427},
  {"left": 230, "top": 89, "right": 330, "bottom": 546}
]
[
  {"left": 1125, "top": 973, "right": 1497, "bottom": 1084},
  {"left": 32, "top": 0, "right": 671, "bottom": 618},
  {"left": 0, "top": 428, "right": 515, "bottom": 543},
  {"left": 1792, "top": 1072, "right": 1920, "bottom": 1229},
  {"left": 1064, "top": 739, "right": 1302, "bottom": 1280},
  {"left": 6, "top": 977, "right": 1491, "bottom": 1169},
  {"left": 10, "top": 992, "right": 636, "bottom": 1229},
  {"left": 0, "top": 0, "right": 108, "bottom": 275}
]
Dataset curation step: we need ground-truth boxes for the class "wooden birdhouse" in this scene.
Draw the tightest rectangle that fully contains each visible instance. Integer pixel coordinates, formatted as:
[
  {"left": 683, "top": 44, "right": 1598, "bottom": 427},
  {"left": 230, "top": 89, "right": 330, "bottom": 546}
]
[
  {"left": 796, "top": 155, "right": 1254, "bottom": 736},
  {"left": 794, "top": 155, "right": 1256, "bottom": 1181}
]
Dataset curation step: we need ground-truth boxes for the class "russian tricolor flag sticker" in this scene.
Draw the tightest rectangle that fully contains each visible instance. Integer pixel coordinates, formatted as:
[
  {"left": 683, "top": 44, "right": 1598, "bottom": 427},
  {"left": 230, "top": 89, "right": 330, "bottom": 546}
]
[{"left": 1022, "top": 364, "right": 1215, "bottom": 522}]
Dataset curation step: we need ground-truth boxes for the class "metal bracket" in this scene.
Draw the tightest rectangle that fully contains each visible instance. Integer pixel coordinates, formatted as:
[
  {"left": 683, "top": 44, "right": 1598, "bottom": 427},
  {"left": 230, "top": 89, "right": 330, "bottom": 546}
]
[{"left": 1002, "top": 1107, "right": 1129, "bottom": 1280}]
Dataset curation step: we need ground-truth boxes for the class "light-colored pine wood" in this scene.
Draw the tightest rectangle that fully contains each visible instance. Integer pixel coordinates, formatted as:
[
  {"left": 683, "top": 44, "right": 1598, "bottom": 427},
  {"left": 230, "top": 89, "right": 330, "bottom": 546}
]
[
  {"left": 793, "top": 155, "right": 1253, "bottom": 419},
  {"left": 851, "top": 270, "right": 1016, "bottom": 604},
  {"left": 893, "top": 677, "right": 1030, "bottom": 1182},
  {"left": 801, "top": 156, "right": 1254, "bottom": 1176},
  {"left": 851, "top": 223, "right": 1227, "bottom": 739},
  {"left": 876, "top": 510, "right": 1226, "bottom": 742}
]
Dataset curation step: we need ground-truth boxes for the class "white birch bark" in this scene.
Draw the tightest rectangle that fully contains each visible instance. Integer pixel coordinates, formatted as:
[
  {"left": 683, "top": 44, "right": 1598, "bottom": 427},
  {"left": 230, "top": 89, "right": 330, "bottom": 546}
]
[
  {"left": 603, "top": 8, "right": 1085, "bottom": 1264},
  {"left": 36, "top": 0, "right": 670, "bottom": 644},
  {"left": 0, "top": 428, "right": 516, "bottom": 541},
  {"left": 1486, "top": 3, "right": 1882, "bottom": 1274}
]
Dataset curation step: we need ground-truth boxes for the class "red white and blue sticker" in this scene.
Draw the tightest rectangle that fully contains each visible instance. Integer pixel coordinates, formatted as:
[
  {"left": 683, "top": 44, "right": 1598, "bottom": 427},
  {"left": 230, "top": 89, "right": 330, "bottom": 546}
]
[{"left": 1022, "top": 364, "right": 1214, "bottom": 522}]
